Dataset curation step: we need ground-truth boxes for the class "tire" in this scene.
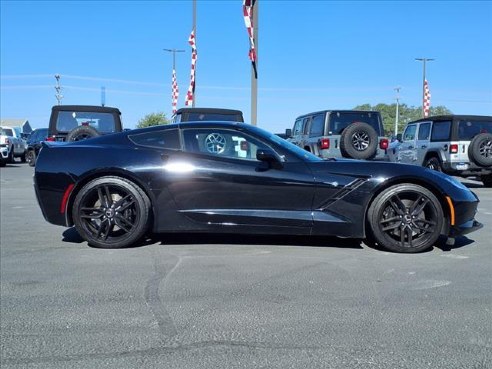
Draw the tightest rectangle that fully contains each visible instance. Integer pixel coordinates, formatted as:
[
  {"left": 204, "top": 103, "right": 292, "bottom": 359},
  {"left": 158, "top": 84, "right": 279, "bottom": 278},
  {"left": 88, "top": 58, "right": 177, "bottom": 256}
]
[
  {"left": 7, "top": 147, "right": 14, "bottom": 163},
  {"left": 367, "top": 184, "right": 444, "bottom": 253},
  {"left": 482, "top": 174, "right": 492, "bottom": 188},
  {"left": 72, "top": 176, "right": 151, "bottom": 249},
  {"left": 66, "top": 126, "right": 100, "bottom": 142},
  {"left": 468, "top": 133, "right": 492, "bottom": 167},
  {"left": 340, "top": 122, "right": 378, "bottom": 160},
  {"left": 20, "top": 151, "right": 26, "bottom": 163},
  {"left": 26, "top": 150, "right": 36, "bottom": 167},
  {"left": 424, "top": 157, "right": 442, "bottom": 172}
]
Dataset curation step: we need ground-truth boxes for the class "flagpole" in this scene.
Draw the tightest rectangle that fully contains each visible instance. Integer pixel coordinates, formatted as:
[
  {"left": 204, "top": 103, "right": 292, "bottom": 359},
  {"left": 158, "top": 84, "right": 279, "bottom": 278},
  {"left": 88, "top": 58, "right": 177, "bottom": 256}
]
[
  {"left": 251, "top": 0, "right": 258, "bottom": 126},
  {"left": 192, "top": 0, "right": 197, "bottom": 108},
  {"left": 415, "top": 57, "right": 434, "bottom": 117},
  {"left": 164, "top": 48, "right": 184, "bottom": 114}
]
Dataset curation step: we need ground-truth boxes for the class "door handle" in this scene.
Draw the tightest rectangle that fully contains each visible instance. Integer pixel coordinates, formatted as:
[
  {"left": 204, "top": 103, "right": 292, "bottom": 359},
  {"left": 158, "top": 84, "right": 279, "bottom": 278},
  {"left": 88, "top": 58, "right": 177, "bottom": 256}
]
[
  {"left": 408, "top": 146, "right": 414, "bottom": 149},
  {"left": 421, "top": 145, "right": 427, "bottom": 149}
]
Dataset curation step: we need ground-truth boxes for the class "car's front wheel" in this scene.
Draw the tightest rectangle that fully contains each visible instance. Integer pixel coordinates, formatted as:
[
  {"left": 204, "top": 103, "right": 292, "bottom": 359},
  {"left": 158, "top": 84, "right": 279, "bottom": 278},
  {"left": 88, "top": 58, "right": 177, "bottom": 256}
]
[
  {"left": 72, "top": 176, "right": 151, "bottom": 248},
  {"left": 424, "top": 157, "right": 442, "bottom": 171},
  {"left": 367, "top": 184, "right": 444, "bottom": 253}
]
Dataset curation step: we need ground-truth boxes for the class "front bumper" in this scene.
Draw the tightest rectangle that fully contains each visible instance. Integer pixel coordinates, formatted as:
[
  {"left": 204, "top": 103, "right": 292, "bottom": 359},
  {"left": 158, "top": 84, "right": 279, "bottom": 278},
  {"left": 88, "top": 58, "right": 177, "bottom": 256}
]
[{"left": 449, "top": 220, "right": 483, "bottom": 237}]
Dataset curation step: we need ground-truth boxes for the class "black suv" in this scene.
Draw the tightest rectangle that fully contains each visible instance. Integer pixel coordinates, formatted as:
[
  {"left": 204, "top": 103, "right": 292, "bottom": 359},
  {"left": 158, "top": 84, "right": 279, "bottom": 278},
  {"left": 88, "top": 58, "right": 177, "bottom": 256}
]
[
  {"left": 48, "top": 105, "right": 123, "bottom": 142},
  {"left": 389, "top": 115, "right": 492, "bottom": 187},
  {"left": 287, "top": 110, "right": 388, "bottom": 160},
  {"left": 25, "top": 128, "right": 48, "bottom": 167},
  {"left": 172, "top": 108, "right": 244, "bottom": 123}
]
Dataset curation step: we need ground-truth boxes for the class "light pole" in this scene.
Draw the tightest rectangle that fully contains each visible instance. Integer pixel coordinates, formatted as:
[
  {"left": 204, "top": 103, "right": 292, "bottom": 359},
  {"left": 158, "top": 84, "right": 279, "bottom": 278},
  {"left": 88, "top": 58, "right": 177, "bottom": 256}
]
[
  {"left": 415, "top": 58, "right": 434, "bottom": 117},
  {"left": 394, "top": 86, "right": 401, "bottom": 137}
]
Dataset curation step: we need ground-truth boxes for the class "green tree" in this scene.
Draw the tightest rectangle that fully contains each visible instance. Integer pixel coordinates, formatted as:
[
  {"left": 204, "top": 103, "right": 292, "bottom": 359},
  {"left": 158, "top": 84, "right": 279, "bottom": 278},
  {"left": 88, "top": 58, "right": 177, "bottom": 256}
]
[
  {"left": 353, "top": 103, "right": 452, "bottom": 135},
  {"left": 136, "top": 112, "right": 170, "bottom": 128}
]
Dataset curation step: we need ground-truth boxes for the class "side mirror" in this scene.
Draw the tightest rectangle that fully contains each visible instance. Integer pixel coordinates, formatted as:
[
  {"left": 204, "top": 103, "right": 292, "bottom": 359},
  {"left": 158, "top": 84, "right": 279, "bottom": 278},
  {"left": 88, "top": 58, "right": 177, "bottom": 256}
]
[
  {"left": 256, "top": 149, "right": 283, "bottom": 169},
  {"left": 285, "top": 128, "right": 292, "bottom": 137}
]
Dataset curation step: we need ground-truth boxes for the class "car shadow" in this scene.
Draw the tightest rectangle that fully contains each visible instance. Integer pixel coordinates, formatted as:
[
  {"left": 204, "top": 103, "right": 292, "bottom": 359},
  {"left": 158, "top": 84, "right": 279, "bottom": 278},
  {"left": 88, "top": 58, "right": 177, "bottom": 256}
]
[
  {"left": 62, "top": 227, "right": 364, "bottom": 250},
  {"left": 434, "top": 235, "right": 476, "bottom": 252}
]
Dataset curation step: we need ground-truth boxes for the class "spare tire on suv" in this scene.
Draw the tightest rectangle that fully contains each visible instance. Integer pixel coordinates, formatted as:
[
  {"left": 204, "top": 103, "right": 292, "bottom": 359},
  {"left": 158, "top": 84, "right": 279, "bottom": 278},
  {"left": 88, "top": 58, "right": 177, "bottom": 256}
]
[
  {"left": 66, "top": 126, "right": 100, "bottom": 141},
  {"left": 468, "top": 133, "right": 492, "bottom": 167},
  {"left": 340, "top": 122, "right": 378, "bottom": 160}
]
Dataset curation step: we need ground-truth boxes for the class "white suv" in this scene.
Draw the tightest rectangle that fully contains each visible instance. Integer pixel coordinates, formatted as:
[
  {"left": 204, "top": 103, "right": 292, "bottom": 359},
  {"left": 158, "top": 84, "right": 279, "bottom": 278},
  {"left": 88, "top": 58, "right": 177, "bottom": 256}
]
[{"left": 389, "top": 115, "right": 492, "bottom": 187}]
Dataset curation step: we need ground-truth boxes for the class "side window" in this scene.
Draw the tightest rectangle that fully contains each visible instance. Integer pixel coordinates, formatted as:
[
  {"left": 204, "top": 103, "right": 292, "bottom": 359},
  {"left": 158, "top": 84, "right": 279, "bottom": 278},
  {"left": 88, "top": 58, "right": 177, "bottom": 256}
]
[
  {"left": 402, "top": 124, "right": 417, "bottom": 141},
  {"left": 417, "top": 123, "right": 431, "bottom": 140},
  {"left": 129, "top": 129, "right": 180, "bottom": 149},
  {"left": 430, "top": 121, "right": 451, "bottom": 141},
  {"left": 182, "top": 128, "right": 269, "bottom": 161},
  {"left": 293, "top": 119, "right": 303, "bottom": 135},
  {"left": 309, "top": 114, "right": 325, "bottom": 137}
]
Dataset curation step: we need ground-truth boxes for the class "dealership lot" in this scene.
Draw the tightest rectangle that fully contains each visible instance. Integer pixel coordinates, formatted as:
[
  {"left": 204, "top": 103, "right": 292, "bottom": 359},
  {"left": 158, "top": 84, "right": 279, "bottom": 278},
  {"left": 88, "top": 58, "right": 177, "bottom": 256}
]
[{"left": 1, "top": 163, "right": 491, "bottom": 369}]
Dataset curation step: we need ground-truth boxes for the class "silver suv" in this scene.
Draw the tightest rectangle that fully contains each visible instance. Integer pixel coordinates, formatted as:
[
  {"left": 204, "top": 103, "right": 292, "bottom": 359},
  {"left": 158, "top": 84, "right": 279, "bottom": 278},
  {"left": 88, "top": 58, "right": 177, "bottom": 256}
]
[
  {"left": 286, "top": 110, "right": 389, "bottom": 160},
  {"left": 389, "top": 115, "right": 492, "bottom": 187}
]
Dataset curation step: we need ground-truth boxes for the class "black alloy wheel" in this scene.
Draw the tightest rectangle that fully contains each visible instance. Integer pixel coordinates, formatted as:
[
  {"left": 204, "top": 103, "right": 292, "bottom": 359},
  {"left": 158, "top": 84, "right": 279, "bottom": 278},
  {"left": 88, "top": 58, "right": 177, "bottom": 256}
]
[
  {"left": 367, "top": 184, "right": 444, "bottom": 253},
  {"left": 340, "top": 122, "right": 378, "bottom": 160},
  {"left": 72, "top": 176, "right": 151, "bottom": 248},
  {"left": 26, "top": 150, "right": 36, "bottom": 167},
  {"left": 468, "top": 133, "right": 492, "bottom": 167}
]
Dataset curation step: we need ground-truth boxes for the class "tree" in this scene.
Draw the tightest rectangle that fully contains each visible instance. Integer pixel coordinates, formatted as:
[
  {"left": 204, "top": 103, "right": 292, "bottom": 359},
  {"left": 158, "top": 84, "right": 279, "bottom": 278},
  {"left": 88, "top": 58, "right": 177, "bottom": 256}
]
[
  {"left": 136, "top": 112, "right": 170, "bottom": 128},
  {"left": 353, "top": 103, "right": 452, "bottom": 135}
]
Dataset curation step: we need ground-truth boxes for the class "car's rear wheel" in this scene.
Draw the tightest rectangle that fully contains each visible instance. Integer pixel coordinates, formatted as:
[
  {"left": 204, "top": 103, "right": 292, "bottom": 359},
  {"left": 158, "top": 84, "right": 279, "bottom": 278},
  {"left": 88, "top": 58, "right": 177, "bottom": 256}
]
[
  {"left": 468, "top": 133, "right": 492, "bottom": 167},
  {"left": 340, "top": 122, "right": 378, "bottom": 160},
  {"left": 367, "top": 184, "right": 443, "bottom": 253},
  {"left": 26, "top": 150, "right": 36, "bottom": 167},
  {"left": 424, "top": 157, "right": 442, "bottom": 171},
  {"left": 7, "top": 147, "right": 14, "bottom": 163},
  {"left": 72, "top": 176, "right": 151, "bottom": 249}
]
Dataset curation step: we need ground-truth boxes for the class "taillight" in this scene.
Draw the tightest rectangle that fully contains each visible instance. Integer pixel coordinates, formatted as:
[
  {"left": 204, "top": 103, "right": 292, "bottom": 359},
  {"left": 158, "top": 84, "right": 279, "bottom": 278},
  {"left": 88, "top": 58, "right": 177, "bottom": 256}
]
[
  {"left": 379, "top": 138, "right": 389, "bottom": 150},
  {"left": 319, "top": 138, "right": 330, "bottom": 150},
  {"left": 46, "top": 136, "right": 56, "bottom": 142},
  {"left": 450, "top": 144, "right": 458, "bottom": 154}
]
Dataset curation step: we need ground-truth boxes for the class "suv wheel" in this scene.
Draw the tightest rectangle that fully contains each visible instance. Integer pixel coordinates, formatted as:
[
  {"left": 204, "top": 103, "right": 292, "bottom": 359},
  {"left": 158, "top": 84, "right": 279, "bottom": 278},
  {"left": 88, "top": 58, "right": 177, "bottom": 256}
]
[
  {"left": 26, "top": 150, "right": 36, "bottom": 167},
  {"left": 66, "top": 126, "right": 100, "bottom": 142},
  {"left": 340, "top": 122, "right": 378, "bottom": 160},
  {"left": 424, "top": 157, "right": 442, "bottom": 172},
  {"left": 482, "top": 174, "right": 492, "bottom": 188},
  {"left": 468, "top": 133, "right": 492, "bottom": 167}
]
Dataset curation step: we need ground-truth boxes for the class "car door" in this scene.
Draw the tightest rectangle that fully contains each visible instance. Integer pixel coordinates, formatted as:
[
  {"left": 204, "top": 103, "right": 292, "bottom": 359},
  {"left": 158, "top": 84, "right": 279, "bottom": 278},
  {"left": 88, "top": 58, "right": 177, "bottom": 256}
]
[
  {"left": 397, "top": 123, "right": 418, "bottom": 164},
  {"left": 414, "top": 122, "right": 432, "bottom": 165},
  {"left": 162, "top": 126, "right": 316, "bottom": 232}
]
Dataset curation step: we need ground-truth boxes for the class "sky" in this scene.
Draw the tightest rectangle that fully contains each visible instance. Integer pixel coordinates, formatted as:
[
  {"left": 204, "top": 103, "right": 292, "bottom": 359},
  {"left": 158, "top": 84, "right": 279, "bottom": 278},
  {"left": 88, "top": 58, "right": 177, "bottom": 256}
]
[{"left": 1, "top": 0, "right": 491, "bottom": 134}]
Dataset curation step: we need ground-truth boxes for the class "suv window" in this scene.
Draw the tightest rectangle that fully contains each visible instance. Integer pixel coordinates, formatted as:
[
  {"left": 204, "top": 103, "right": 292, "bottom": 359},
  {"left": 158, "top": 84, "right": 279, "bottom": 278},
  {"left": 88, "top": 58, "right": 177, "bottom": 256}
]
[
  {"left": 292, "top": 118, "right": 304, "bottom": 136},
  {"left": 309, "top": 114, "right": 325, "bottom": 137},
  {"left": 56, "top": 111, "right": 116, "bottom": 133},
  {"left": 430, "top": 121, "right": 451, "bottom": 141},
  {"left": 329, "top": 111, "right": 382, "bottom": 135},
  {"left": 418, "top": 123, "right": 431, "bottom": 140},
  {"left": 458, "top": 119, "right": 492, "bottom": 140},
  {"left": 403, "top": 124, "right": 417, "bottom": 141}
]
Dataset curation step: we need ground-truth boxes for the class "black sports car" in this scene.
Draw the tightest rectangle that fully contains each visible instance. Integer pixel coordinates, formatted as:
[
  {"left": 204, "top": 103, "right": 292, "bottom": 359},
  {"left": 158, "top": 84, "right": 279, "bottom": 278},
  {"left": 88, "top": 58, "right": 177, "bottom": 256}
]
[{"left": 34, "top": 121, "right": 482, "bottom": 253}]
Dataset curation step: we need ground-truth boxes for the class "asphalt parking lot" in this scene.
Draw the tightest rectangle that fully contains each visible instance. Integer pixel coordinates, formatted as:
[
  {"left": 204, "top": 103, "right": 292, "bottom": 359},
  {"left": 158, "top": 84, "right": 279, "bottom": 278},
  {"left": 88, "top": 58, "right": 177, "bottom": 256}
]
[{"left": 1, "top": 162, "right": 491, "bottom": 369}]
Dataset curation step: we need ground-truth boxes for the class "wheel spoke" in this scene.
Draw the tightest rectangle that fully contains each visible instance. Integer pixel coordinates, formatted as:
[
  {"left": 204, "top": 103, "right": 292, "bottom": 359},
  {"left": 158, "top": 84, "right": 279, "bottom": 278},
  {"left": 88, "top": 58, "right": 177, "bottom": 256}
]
[
  {"left": 388, "top": 195, "right": 406, "bottom": 215},
  {"left": 80, "top": 207, "right": 104, "bottom": 220},
  {"left": 114, "top": 214, "right": 133, "bottom": 233},
  {"left": 410, "top": 196, "right": 429, "bottom": 216},
  {"left": 114, "top": 194, "right": 134, "bottom": 211},
  {"left": 96, "top": 219, "right": 112, "bottom": 240}
]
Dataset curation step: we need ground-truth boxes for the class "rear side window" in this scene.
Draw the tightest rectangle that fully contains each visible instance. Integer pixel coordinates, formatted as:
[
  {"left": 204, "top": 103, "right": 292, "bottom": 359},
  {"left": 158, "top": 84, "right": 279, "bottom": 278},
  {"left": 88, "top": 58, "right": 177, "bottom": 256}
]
[
  {"left": 418, "top": 123, "right": 431, "bottom": 140},
  {"left": 56, "top": 111, "right": 116, "bottom": 133},
  {"left": 129, "top": 129, "right": 180, "bottom": 150},
  {"left": 329, "top": 112, "right": 382, "bottom": 135},
  {"left": 403, "top": 124, "right": 417, "bottom": 141},
  {"left": 309, "top": 114, "right": 325, "bottom": 137},
  {"left": 292, "top": 118, "right": 305, "bottom": 136},
  {"left": 458, "top": 120, "right": 492, "bottom": 140},
  {"left": 430, "top": 121, "right": 451, "bottom": 141}
]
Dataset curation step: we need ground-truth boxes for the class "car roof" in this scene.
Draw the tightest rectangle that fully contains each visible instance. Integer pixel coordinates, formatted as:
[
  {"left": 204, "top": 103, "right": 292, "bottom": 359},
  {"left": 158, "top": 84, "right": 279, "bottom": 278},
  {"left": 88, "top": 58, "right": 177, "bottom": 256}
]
[
  {"left": 51, "top": 105, "right": 121, "bottom": 114},
  {"left": 295, "top": 110, "right": 380, "bottom": 119},
  {"left": 410, "top": 115, "right": 492, "bottom": 123},
  {"left": 175, "top": 107, "right": 243, "bottom": 115}
]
